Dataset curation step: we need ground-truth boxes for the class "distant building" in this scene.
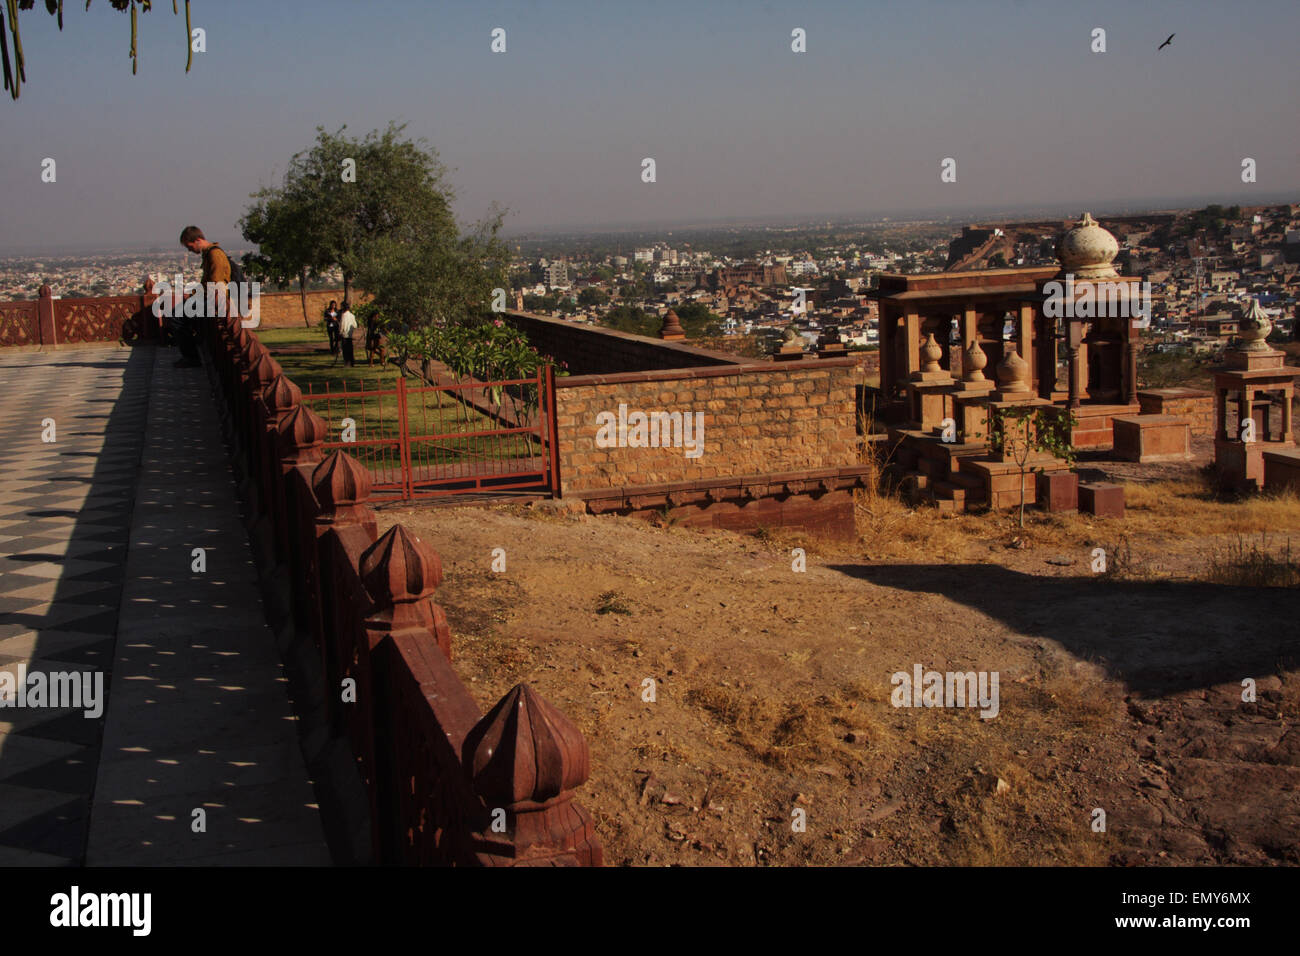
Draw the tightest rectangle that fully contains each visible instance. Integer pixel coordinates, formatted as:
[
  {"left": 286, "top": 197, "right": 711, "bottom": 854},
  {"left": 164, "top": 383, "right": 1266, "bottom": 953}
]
[
  {"left": 697, "top": 262, "right": 788, "bottom": 290},
  {"left": 547, "top": 260, "right": 570, "bottom": 289}
]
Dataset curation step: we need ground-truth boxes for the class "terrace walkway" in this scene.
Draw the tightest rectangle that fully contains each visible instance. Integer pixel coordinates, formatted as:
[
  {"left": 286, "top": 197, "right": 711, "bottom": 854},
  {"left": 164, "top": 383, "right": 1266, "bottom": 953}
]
[{"left": 0, "top": 345, "right": 329, "bottom": 865}]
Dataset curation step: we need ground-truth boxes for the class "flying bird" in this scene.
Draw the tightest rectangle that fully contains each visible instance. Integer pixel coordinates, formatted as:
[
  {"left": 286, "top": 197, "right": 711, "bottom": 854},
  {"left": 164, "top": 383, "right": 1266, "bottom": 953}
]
[{"left": 1158, "top": 33, "right": 1175, "bottom": 50}]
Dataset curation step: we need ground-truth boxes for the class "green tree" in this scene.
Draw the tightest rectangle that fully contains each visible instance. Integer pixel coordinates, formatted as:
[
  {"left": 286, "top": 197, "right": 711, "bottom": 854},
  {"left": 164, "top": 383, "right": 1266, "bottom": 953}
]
[
  {"left": 239, "top": 191, "right": 321, "bottom": 326},
  {"left": 355, "top": 209, "right": 508, "bottom": 361},
  {"left": 602, "top": 305, "right": 656, "bottom": 336},
  {"left": 243, "top": 123, "right": 459, "bottom": 306},
  {"left": 577, "top": 287, "right": 608, "bottom": 308},
  {"left": 3, "top": 1, "right": 193, "bottom": 101},
  {"left": 673, "top": 301, "right": 723, "bottom": 336}
]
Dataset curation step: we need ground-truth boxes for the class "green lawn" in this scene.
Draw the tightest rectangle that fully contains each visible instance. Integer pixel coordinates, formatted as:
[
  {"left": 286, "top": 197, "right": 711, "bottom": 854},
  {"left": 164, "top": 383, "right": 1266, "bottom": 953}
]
[{"left": 254, "top": 327, "right": 540, "bottom": 472}]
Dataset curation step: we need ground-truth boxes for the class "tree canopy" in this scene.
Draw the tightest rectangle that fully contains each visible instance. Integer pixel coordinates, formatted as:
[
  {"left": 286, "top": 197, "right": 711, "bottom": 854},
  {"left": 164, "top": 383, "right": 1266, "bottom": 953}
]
[{"left": 241, "top": 123, "right": 508, "bottom": 335}]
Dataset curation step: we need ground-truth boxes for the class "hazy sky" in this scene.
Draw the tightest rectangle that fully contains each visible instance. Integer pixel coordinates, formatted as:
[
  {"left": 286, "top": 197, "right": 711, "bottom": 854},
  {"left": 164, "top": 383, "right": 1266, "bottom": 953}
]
[{"left": 1, "top": 0, "right": 1297, "bottom": 253}]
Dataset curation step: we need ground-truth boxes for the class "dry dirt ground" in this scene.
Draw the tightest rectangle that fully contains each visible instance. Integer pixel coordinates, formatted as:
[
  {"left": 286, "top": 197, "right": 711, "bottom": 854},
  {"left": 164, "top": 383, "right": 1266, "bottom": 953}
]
[{"left": 378, "top": 452, "right": 1300, "bottom": 867}]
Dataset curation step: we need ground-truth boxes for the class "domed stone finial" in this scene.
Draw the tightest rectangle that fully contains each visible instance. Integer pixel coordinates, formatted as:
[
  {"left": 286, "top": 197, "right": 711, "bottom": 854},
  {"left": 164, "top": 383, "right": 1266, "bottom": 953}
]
[
  {"left": 250, "top": 352, "right": 282, "bottom": 390},
  {"left": 465, "top": 683, "right": 591, "bottom": 808},
  {"left": 312, "top": 450, "right": 373, "bottom": 512},
  {"left": 359, "top": 526, "right": 450, "bottom": 653},
  {"left": 920, "top": 332, "right": 943, "bottom": 373},
  {"left": 263, "top": 373, "right": 302, "bottom": 420},
  {"left": 996, "top": 345, "right": 1031, "bottom": 393},
  {"left": 1057, "top": 212, "right": 1119, "bottom": 279},
  {"left": 1236, "top": 298, "right": 1274, "bottom": 353},
  {"left": 659, "top": 309, "right": 685, "bottom": 341},
  {"left": 275, "top": 403, "right": 327, "bottom": 464},
  {"left": 963, "top": 339, "right": 988, "bottom": 382}
]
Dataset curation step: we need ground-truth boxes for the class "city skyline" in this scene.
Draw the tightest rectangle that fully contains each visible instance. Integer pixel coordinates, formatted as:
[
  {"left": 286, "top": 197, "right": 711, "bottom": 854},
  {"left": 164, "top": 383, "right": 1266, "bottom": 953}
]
[{"left": 0, "top": 0, "right": 1297, "bottom": 254}]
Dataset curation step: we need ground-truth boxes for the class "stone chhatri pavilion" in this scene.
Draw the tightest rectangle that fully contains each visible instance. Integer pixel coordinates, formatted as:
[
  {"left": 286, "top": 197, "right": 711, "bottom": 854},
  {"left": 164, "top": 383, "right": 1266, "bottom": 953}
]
[
  {"left": 1212, "top": 297, "right": 1300, "bottom": 492},
  {"left": 870, "top": 213, "right": 1148, "bottom": 513}
]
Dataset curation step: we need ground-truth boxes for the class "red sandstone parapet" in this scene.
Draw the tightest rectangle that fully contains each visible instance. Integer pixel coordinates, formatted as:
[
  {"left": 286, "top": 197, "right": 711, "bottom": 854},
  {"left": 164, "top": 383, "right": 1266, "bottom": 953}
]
[{"left": 204, "top": 317, "right": 603, "bottom": 867}]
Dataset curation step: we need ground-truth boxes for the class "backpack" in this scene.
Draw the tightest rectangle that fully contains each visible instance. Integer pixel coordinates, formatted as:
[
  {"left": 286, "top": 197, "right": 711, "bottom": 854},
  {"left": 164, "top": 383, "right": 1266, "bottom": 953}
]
[{"left": 210, "top": 244, "right": 246, "bottom": 286}]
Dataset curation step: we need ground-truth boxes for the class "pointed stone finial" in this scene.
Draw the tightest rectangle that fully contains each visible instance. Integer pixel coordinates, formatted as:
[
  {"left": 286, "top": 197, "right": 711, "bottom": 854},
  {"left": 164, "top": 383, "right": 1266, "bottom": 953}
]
[
  {"left": 996, "top": 345, "right": 1031, "bottom": 392},
  {"left": 263, "top": 373, "right": 302, "bottom": 421},
  {"left": 250, "top": 352, "right": 282, "bottom": 390},
  {"left": 465, "top": 683, "right": 591, "bottom": 807},
  {"left": 1237, "top": 298, "right": 1274, "bottom": 353},
  {"left": 659, "top": 309, "right": 685, "bottom": 340},
  {"left": 360, "top": 526, "right": 449, "bottom": 652},
  {"left": 276, "top": 404, "right": 327, "bottom": 464},
  {"left": 312, "top": 450, "right": 374, "bottom": 528},
  {"left": 920, "top": 332, "right": 943, "bottom": 373}
]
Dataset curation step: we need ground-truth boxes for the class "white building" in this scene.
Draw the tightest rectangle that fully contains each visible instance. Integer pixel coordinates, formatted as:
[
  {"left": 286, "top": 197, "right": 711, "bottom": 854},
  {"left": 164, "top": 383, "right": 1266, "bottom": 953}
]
[{"left": 547, "top": 260, "right": 570, "bottom": 290}]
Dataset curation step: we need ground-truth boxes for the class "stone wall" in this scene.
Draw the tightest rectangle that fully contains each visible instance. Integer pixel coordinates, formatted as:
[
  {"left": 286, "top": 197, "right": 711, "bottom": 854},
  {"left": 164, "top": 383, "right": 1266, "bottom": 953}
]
[
  {"left": 204, "top": 313, "right": 602, "bottom": 866},
  {"left": 503, "top": 311, "right": 742, "bottom": 376},
  {"left": 554, "top": 360, "right": 860, "bottom": 493},
  {"left": 1137, "top": 388, "right": 1215, "bottom": 436},
  {"left": 255, "top": 290, "right": 356, "bottom": 329}
]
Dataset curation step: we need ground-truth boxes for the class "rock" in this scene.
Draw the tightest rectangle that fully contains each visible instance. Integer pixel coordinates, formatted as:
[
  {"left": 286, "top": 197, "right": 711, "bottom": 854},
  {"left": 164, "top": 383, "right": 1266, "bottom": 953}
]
[
  {"left": 867, "top": 799, "right": 903, "bottom": 823},
  {"left": 1046, "top": 555, "right": 1076, "bottom": 566},
  {"left": 996, "top": 778, "right": 1011, "bottom": 795}
]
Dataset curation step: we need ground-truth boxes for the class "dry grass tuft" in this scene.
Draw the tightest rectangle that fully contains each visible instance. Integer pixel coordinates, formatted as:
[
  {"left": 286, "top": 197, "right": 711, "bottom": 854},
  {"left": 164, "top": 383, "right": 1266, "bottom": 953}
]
[{"left": 1205, "top": 533, "right": 1300, "bottom": 588}]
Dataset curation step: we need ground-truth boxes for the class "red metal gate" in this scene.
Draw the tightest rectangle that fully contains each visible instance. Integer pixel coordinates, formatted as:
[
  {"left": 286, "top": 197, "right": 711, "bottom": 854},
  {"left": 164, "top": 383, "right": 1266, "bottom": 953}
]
[{"left": 303, "top": 365, "right": 558, "bottom": 500}]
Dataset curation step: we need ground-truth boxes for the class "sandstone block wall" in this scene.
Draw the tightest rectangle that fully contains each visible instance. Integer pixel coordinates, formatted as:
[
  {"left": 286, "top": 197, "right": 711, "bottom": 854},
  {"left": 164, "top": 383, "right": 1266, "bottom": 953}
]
[
  {"left": 555, "top": 362, "right": 860, "bottom": 493},
  {"left": 1138, "top": 388, "right": 1214, "bottom": 436},
  {"left": 255, "top": 290, "right": 355, "bottom": 329}
]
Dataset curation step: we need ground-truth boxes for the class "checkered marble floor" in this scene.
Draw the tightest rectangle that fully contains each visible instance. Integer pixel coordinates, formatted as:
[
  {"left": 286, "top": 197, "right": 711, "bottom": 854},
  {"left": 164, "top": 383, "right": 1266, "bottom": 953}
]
[
  {"left": 0, "top": 346, "right": 328, "bottom": 866},
  {"left": 0, "top": 347, "right": 151, "bottom": 865}
]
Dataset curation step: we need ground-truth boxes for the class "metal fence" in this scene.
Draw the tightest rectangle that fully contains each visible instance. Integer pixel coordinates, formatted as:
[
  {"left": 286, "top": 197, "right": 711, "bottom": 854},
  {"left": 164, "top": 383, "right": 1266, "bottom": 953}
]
[{"left": 300, "top": 368, "right": 558, "bottom": 500}]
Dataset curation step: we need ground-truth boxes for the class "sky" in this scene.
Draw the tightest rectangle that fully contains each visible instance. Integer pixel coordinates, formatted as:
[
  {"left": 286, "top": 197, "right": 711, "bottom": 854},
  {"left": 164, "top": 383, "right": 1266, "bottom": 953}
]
[{"left": 0, "top": 0, "right": 1297, "bottom": 253}]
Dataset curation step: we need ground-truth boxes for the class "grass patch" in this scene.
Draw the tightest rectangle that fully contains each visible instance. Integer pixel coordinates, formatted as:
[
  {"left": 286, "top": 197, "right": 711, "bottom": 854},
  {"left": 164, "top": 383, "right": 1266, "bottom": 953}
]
[
  {"left": 255, "top": 327, "right": 537, "bottom": 470},
  {"left": 1205, "top": 533, "right": 1300, "bottom": 588},
  {"left": 595, "top": 590, "right": 633, "bottom": 616}
]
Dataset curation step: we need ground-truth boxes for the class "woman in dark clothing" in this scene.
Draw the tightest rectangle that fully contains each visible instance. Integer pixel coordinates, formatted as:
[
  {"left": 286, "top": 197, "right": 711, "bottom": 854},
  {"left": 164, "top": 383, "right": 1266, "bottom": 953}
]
[{"left": 324, "top": 300, "right": 340, "bottom": 355}]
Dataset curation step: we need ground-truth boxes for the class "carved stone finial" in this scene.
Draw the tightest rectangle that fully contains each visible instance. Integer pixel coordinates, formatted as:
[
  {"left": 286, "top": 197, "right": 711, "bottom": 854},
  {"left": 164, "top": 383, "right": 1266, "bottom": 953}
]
[
  {"left": 313, "top": 450, "right": 372, "bottom": 508},
  {"left": 920, "top": 332, "right": 943, "bottom": 373},
  {"left": 659, "top": 309, "right": 685, "bottom": 341},
  {"left": 1236, "top": 298, "right": 1274, "bottom": 353},
  {"left": 362, "top": 525, "right": 442, "bottom": 599},
  {"left": 465, "top": 683, "right": 591, "bottom": 807},
  {"left": 250, "top": 352, "right": 281, "bottom": 389},
  {"left": 276, "top": 403, "right": 326, "bottom": 463},
  {"left": 1057, "top": 211, "right": 1119, "bottom": 280},
  {"left": 996, "top": 345, "right": 1031, "bottom": 392},
  {"left": 963, "top": 339, "right": 988, "bottom": 382},
  {"left": 263, "top": 373, "right": 302, "bottom": 420}
]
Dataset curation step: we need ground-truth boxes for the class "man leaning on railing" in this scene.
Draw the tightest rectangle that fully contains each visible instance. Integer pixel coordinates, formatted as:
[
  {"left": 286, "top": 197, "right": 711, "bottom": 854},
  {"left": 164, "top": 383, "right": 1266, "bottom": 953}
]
[{"left": 175, "top": 224, "right": 231, "bottom": 368}]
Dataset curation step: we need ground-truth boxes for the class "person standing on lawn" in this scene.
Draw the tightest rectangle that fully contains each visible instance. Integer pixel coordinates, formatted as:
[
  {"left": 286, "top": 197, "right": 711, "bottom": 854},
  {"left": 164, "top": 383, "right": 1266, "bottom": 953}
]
[
  {"left": 338, "top": 301, "right": 358, "bottom": 367},
  {"left": 324, "top": 299, "right": 340, "bottom": 355}
]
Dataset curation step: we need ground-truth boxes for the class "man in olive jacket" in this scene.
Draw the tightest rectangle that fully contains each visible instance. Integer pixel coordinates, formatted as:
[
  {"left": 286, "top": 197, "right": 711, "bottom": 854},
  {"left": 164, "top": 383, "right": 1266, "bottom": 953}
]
[{"left": 175, "top": 225, "right": 231, "bottom": 368}]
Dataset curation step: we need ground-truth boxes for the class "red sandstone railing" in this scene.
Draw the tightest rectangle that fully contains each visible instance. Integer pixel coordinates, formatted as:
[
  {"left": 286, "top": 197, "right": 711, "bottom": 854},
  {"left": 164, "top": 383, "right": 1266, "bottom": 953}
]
[
  {"left": 204, "top": 312, "right": 603, "bottom": 866},
  {"left": 0, "top": 285, "right": 160, "bottom": 348}
]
